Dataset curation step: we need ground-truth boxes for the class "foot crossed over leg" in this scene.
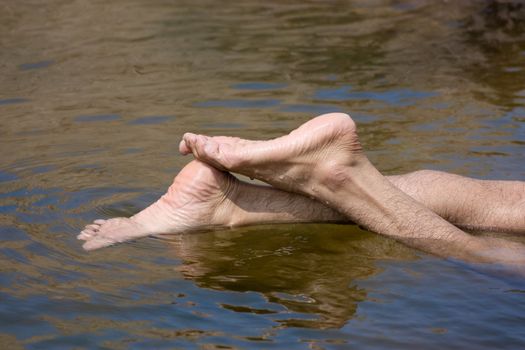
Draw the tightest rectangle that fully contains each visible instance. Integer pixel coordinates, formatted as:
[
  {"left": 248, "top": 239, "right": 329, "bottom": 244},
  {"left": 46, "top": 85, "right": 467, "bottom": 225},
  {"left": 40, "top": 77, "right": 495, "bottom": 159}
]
[
  {"left": 180, "top": 113, "right": 525, "bottom": 267},
  {"left": 78, "top": 160, "right": 345, "bottom": 251},
  {"left": 179, "top": 113, "right": 364, "bottom": 195},
  {"left": 78, "top": 113, "right": 525, "bottom": 267}
]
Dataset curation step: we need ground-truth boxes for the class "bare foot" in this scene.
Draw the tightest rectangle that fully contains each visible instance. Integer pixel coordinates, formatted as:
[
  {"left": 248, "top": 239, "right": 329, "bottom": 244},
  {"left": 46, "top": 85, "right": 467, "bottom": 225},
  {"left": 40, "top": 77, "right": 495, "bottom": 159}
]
[
  {"left": 77, "top": 160, "right": 239, "bottom": 250},
  {"left": 179, "top": 113, "right": 364, "bottom": 196},
  {"left": 179, "top": 113, "right": 525, "bottom": 269}
]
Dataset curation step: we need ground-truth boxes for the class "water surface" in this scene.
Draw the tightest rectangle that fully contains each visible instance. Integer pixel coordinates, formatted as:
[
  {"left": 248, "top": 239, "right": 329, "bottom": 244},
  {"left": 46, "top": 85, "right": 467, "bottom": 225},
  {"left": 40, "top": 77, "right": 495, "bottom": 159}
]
[{"left": 1, "top": 0, "right": 524, "bottom": 349}]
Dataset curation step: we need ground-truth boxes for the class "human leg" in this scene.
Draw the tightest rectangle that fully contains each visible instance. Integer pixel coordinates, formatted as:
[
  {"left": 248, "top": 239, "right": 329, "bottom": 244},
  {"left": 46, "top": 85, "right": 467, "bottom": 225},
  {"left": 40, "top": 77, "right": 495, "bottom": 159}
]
[
  {"left": 180, "top": 113, "right": 525, "bottom": 266},
  {"left": 389, "top": 170, "right": 525, "bottom": 234},
  {"left": 79, "top": 161, "right": 525, "bottom": 251},
  {"left": 78, "top": 160, "right": 524, "bottom": 253},
  {"left": 79, "top": 113, "right": 524, "bottom": 252},
  {"left": 78, "top": 160, "right": 345, "bottom": 250}
]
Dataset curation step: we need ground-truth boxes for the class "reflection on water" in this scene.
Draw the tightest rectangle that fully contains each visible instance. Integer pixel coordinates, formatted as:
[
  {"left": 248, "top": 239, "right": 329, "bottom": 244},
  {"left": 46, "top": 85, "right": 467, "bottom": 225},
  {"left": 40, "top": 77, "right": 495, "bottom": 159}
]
[
  {"left": 1, "top": 0, "right": 524, "bottom": 348},
  {"left": 172, "top": 224, "right": 411, "bottom": 329}
]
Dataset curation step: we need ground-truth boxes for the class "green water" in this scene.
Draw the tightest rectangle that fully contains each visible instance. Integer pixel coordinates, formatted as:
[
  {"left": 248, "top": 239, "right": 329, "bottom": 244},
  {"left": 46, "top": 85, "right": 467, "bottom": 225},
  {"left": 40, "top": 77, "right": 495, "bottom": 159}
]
[{"left": 1, "top": 0, "right": 524, "bottom": 349}]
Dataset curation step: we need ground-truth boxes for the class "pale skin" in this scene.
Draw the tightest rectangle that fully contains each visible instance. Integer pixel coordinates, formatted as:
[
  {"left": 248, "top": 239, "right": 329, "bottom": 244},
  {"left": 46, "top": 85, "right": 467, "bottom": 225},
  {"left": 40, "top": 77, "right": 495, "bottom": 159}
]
[{"left": 78, "top": 113, "right": 525, "bottom": 268}]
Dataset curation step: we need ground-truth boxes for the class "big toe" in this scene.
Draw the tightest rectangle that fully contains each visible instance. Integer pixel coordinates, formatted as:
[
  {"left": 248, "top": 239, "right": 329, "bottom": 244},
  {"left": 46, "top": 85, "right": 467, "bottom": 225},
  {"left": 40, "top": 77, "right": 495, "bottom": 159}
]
[
  {"left": 182, "top": 134, "right": 226, "bottom": 169},
  {"left": 181, "top": 133, "right": 199, "bottom": 153},
  {"left": 78, "top": 230, "right": 94, "bottom": 240},
  {"left": 180, "top": 133, "right": 200, "bottom": 155},
  {"left": 83, "top": 236, "right": 116, "bottom": 251},
  {"left": 179, "top": 139, "right": 191, "bottom": 155}
]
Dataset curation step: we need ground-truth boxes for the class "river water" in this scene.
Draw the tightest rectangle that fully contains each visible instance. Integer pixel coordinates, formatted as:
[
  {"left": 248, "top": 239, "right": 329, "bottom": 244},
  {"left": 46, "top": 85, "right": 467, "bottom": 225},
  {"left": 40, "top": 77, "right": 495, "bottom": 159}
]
[{"left": 1, "top": 0, "right": 524, "bottom": 349}]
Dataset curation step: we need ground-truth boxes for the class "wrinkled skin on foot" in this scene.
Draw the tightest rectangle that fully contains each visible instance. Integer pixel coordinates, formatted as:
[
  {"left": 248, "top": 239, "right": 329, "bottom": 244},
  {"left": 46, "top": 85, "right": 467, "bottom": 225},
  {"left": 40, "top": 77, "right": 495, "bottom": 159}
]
[
  {"left": 78, "top": 161, "right": 238, "bottom": 250},
  {"left": 179, "top": 113, "right": 364, "bottom": 196}
]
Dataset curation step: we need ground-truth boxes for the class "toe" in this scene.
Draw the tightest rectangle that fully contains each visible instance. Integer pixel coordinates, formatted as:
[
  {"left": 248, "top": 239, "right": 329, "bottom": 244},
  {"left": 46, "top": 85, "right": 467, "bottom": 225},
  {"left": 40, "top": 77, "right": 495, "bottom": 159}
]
[
  {"left": 85, "top": 224, "right": 100, "bottom": 231},
  {"left": 183, "top": 133, "right": 197, "bottom": 149},
  {"left": 179, "top": 139, "right": 190, "bottom": 155},
  {"left": 183, "top": 133, "right": 205, "bottom": 159},
  {"left": 203, "top": 139, "right": 219, "bottom": 157},
  {"left": 77, "top": 230, "right": 94, "bottom": 240},
  {"left": 194, "top": 135, "right": 210, "bottom": 155},
  {"left": 83, "top": 237, "right": 115, "bottom": 251},
  {"left": 202, "top": 140, "right": 228, "bottom": 171},
  {"left": 94, "top": 219, "right": 106, "bottom": 225},
  {"left": 186, "top": 136, "right": 201, "bottom": 158}
]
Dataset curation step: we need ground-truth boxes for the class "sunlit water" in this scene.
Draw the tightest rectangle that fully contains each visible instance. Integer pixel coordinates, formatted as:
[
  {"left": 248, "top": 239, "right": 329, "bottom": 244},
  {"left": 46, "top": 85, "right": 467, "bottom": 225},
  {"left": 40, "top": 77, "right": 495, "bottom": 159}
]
[{"left": 1, "top": 0, "right": 524, "bottom": 349}]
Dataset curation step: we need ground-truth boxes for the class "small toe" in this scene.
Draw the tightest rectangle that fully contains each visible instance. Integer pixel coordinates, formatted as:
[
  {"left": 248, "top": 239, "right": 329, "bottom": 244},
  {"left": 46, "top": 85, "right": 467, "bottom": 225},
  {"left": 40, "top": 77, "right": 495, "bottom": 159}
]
[
  {"left": 94, "top": 219, "right": 106, "bottom": 225},
  {"left": 78, "top": 230, "right": 94, "bottom": 240},
  {"left": 84, "top": 224, "right": 100, "bottom": 232}
]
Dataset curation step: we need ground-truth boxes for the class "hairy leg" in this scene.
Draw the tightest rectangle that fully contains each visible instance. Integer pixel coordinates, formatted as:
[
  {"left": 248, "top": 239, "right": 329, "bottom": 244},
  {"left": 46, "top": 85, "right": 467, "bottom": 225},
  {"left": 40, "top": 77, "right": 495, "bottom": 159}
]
[
  {"left": 78, "top": 160, "right": 344, "bottom": 250},
  {"left": 236, "top": 171, "right": 525, "bottom": 234},
  {"left": 78, "top": 160, "right": 524, "bottom": 252},
  {"left": 79, "top": 114, "right": 524, "bottom": 251},
  {"left": 181, "top": 113, "right": 525, "bottom": 267},
  {"left": 78, "top": 160, "right": 238, "bottom": 250},
  {"left": 78, "top": 162, "right": 525, "bottom": 250},
  {"left": 389, "top": 171, "right": 525, "bottom": 234}
]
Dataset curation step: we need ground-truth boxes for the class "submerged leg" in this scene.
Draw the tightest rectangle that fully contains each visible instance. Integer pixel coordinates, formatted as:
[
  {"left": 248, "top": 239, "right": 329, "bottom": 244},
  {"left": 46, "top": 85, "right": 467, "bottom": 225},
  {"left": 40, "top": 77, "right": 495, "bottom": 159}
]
[
  {"left": 78, "top": 160, "right": 241, "bottom": 250},
  {"left": 80, "top": 114, "right": 524, "bottom": 253},
  {"left": 78, "top": 160, "right": 344, "bottom": 250},
  {"left": 389, "top": 170, "right": 525, "bottom": 234},
  {"left": 180, "top": 113, "right": 525, "bottom": 267},
  {"left": 79, "top": 160, "right": 524, "bottom": 253}
]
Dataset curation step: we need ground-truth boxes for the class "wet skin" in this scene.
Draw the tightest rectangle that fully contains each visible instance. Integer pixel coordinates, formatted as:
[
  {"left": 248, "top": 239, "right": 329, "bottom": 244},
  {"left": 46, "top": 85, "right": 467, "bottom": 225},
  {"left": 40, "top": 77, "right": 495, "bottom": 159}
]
[
  {"left": 179, "top": 113, "right": 525, "bottom": 267},
  {"left": 78, "top": 160, "right": 240, "bottom": 250},
  {"left": 78, "top": 159, "right": 525, "bottom": 252},
  {"left": 80, "top": 113, "right": 525, "bottom": 270}
]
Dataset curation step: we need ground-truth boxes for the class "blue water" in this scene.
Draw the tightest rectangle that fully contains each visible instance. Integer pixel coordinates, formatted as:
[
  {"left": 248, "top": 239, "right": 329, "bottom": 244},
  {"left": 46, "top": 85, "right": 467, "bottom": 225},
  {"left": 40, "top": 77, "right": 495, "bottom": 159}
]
[{"left": 1, "top": 0, "right": 524, "bottom": 349}]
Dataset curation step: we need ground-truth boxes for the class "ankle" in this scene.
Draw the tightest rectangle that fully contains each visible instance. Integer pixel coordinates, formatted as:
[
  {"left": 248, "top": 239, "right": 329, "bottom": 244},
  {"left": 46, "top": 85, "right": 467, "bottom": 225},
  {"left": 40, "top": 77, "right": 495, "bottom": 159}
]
[
  {"left": 214, "top": 176, "right": 246, "bottom": 227},
  {"left": 316, "top": 156, "right": 372, "bottom": 195},
  {"left": 315, "top": 158, "right": 404, "bottom": 228}
]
